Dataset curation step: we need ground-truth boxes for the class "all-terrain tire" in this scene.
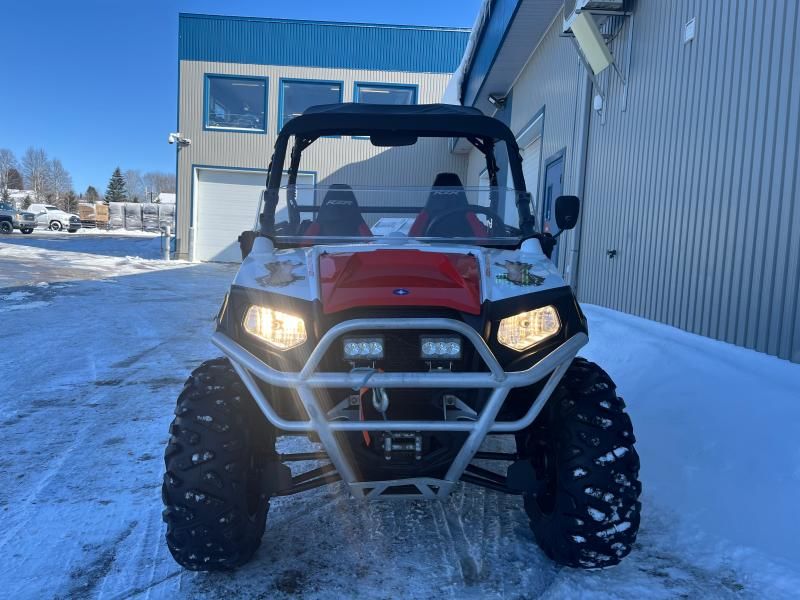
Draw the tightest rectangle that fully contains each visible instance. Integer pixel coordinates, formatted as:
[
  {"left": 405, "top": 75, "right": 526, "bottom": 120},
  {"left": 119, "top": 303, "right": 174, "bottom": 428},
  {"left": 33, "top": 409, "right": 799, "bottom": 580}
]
[
  {"left": 518, "top": 358, "right": 641, "bottom": 569},
  {"left": 162, "top": 357, "right": 277, "bottom": 571},
  {"left": 0, "top": 221, "right": 12, "bottom": 234}
]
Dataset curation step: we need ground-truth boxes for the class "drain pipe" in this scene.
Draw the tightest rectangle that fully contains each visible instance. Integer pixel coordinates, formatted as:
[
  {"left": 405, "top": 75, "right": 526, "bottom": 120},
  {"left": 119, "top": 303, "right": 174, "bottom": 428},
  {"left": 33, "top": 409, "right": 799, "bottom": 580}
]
[{"left": 568, "top": 68, "right": 594, "bottom": 295}]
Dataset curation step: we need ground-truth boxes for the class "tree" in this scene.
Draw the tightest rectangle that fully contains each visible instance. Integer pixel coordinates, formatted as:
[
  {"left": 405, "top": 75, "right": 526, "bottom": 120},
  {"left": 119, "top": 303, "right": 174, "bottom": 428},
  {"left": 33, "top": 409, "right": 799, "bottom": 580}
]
[
  {"left": 123, "top": 169, "right": 144, "bottom": 202},
  {"left": 22, "top": 147, "right": 48, "bottom": 203},
  {"left": 7, "top": 168, "right": 23, "bottom": 190},
  {"left": 45, "top": 159, "right": 73, "bottom": 209},
  {"left": 1, "top": 188, "right": 9, "bottom": 202},
  {"left": 143, "top": 171, "right": 176, "bottom": 199},
  {"left": 0, "top": 149, "right": 18, "bottom": 195},
  {"left": 85, "top": 186, "right": 100, "bottom": 202},
  {"left": 105, "top": 167, "right": 127, "bottom": 203},
  {"left": 63, "top": 190, "right": 79, "bottom": 213}
]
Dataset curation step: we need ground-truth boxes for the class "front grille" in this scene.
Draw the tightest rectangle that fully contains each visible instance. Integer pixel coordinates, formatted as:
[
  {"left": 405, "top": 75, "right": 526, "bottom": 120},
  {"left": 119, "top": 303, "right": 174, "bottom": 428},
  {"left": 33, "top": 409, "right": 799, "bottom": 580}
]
[
  {"left": 22, "top": 214, "right": 34, "bottom": 221},
  {"left": 69, "top": 216, "right": 80, "bottom": 223}
]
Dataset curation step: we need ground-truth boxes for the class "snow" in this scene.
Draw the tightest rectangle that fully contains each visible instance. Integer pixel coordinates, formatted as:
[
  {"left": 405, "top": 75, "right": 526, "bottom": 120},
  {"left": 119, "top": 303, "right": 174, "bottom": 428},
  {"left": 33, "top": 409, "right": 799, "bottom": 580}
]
[
  {"left": 1, "top": 234, "right": 800, "bottom": 598},
  {"left": 442, "top": 0, "right": 490, "bottom": 105}
]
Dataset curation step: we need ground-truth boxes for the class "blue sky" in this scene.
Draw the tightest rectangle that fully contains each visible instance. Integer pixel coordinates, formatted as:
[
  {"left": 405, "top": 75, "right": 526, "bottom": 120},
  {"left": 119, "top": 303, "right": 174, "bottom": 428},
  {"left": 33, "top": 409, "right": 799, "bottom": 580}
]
[{"left": 2, "top": 0, "right": 480, "bottom": 193}]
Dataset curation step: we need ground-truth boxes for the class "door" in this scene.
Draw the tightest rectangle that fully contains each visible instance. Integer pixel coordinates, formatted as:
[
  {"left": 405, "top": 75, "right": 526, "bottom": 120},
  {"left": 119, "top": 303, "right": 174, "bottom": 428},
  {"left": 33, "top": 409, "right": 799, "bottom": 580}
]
[
  {"left": 542, "top": 152, "right": 565, "bottom": 264},
  {"left": 194, "top": 168, "right": 314, "bottom": 262}
]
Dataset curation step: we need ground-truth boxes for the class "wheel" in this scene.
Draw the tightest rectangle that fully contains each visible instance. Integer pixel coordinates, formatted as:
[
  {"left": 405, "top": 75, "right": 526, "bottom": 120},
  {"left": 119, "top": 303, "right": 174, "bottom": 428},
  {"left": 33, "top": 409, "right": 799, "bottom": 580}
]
[
  {"left": 68, "top": 229, "right": 78, "bottom": 233},
  {"left": 21, "top": 228, "right": 34, "bottom": 234},
  {"left": 49, "top": 220, "right": 62, "bottom": 231},
  {"left": 517, "top": 358, "right": 642, "bottom": 569},
  {"left": 0, "top": 221, "right": 12, "bottom": 234},
  {"left": 162, "top": 357, "right": 286, "bottom": 571}
]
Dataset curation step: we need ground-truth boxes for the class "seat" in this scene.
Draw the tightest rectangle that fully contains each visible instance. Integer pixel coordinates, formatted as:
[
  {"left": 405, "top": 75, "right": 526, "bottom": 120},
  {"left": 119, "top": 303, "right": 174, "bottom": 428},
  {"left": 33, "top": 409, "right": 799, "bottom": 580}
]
[
  {"left": 304, "top": 184, "right": 372, "bottom": 237},
  {"left": 408, "top": 173, "right": 487, "bottom": 238}
]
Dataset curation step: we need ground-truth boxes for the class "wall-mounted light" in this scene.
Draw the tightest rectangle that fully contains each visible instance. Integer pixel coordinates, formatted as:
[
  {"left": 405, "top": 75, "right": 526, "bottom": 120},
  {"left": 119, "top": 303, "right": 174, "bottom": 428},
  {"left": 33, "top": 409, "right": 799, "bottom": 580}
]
[{"left": 488, "top": 94, "right": 507, "bottom": 108}]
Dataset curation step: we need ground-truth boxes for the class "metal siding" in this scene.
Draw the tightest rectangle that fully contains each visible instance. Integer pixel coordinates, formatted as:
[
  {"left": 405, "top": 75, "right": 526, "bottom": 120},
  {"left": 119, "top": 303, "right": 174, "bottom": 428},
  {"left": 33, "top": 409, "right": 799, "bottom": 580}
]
[
  {"left": 179, "top": 14, "right": 468, "bottom": 74},
  {"left": 590, "top": 0, "right": 799, "bottom": 362},
  {"left": 500, "top": 1, "right": 799, "bottom": 362},
  {"left": 176, "top": 61, "right": 467, "bottom": 259}
]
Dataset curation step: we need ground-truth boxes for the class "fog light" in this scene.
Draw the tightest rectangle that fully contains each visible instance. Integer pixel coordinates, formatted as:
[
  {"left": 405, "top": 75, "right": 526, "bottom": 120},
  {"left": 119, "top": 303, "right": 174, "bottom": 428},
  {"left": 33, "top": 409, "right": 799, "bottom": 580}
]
[
  {"left": 343, "top": 337, "right": 384, "bottom": 360},
  {"left": 420, "top": 336, "right": 461, "bottom": 359},
  {"left": 497, "top": 306, "right": 560, "bottom": 351}
]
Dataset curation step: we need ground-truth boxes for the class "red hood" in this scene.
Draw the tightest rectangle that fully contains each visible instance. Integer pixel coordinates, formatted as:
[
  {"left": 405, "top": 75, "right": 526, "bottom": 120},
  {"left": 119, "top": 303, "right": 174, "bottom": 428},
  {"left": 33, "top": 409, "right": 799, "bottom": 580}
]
[{"left": 319, "top": 249, "right": 481, "bottom": 315}]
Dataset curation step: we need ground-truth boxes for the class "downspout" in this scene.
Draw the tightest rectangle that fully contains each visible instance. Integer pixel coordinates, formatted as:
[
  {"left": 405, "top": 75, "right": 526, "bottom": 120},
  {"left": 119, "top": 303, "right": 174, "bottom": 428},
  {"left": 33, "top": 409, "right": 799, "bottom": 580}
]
[{"left": 568, "top": 68, "right": 594, "bottom": 294}]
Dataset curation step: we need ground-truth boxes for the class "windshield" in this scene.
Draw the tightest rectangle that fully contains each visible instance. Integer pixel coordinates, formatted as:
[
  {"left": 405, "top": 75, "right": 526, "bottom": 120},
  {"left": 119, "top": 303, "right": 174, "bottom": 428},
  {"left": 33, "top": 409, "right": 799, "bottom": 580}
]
[
  {"left": 270, "top": 184, "right": 529, "bottom": 247},
  {"left": 45, "top": 205, "right": 58, "bottom": 211},
  {"left": 0, "top": 203, "right": 12, "bottom": 211}
]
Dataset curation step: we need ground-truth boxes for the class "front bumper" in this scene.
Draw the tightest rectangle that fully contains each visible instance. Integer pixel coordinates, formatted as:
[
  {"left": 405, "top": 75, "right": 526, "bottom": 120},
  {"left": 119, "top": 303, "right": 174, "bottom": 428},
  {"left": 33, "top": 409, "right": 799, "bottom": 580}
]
[
  {"left": 14, "top": 219, "right": 37, "bottom": 229},
  {"left": 213, "top": 317, "right": 587, "bottom": 499}
]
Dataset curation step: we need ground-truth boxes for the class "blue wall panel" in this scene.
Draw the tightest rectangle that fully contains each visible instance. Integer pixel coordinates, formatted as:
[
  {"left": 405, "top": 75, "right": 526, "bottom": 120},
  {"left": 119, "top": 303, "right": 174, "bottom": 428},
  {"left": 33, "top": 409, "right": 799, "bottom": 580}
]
[{"left": 179, "top": 14, "right": 469, "bottom": 74}]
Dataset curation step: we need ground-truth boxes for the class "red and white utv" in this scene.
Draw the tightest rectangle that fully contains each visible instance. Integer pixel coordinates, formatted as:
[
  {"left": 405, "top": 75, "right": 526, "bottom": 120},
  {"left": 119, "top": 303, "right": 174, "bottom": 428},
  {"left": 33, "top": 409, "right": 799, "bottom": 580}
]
[{"left": 162, "top": 104, "right": 641, "bottom": 571}]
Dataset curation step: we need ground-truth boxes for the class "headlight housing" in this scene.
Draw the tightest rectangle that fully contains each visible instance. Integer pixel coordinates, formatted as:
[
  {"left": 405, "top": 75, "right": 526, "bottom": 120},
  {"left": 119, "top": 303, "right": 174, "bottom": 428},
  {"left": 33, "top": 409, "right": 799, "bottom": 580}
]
[
  {"left": 497, "top": 306, "right": 561, "bottom": 351},
  {"left": 243, "top": 306, "right": 307, "bottom": 350}
]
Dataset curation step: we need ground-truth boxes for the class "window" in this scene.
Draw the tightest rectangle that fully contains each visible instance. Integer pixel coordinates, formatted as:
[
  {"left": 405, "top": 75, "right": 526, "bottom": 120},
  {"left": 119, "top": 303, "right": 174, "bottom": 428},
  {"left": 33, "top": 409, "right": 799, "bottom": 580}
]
[
  {"left": 205, "top": 75, "right": 267, "bottom": 132},
  {"left": 355, "top": 83, "right": 417, "bottom": 105},
  {"left": 280, "top": 80, "right": 343, "bottom": 130}
]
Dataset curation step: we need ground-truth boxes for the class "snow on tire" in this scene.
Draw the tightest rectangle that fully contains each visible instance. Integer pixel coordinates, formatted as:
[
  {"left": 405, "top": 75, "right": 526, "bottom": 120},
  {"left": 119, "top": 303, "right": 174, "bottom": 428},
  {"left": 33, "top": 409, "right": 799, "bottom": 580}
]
[
  {"left": 162, "top": 357, "right": 277, "bottom": 571},
  {"left": 518, "top": 357, "right": 642, "bottom": 569}
]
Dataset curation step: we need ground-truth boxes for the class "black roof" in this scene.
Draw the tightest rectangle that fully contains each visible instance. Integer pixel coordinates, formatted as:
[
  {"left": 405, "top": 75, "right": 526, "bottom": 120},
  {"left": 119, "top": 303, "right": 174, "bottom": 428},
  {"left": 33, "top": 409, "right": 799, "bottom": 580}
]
[{"left": 279, "top": 103, "right": 518, "bottom": 144}]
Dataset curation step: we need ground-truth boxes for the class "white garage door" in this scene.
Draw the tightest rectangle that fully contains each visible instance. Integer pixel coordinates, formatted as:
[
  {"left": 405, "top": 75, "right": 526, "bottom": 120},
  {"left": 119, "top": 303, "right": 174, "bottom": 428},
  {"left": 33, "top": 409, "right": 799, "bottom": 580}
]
[{"left": 194, "top": 169, "right": 314, "bottom": 262}]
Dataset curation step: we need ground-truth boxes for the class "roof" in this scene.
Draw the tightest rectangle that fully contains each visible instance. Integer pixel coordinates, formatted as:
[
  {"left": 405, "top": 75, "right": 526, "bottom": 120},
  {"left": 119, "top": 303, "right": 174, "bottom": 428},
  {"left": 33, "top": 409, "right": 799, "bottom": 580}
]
[
  {"left": 455, "top": 0, "right": 564, "bottom": 110},
  {"left": 178, "top": 13, "right": 470, "bottom": 73},
  {"left": 279, "top": 103, "right": 518, "bottom": 143}
]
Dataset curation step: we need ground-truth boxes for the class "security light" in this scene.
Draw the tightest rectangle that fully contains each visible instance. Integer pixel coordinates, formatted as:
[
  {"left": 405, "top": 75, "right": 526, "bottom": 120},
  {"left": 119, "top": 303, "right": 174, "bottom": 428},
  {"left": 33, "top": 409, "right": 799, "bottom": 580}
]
[{"left": 488, "top": 94, "right": 507, "bottom": 108}]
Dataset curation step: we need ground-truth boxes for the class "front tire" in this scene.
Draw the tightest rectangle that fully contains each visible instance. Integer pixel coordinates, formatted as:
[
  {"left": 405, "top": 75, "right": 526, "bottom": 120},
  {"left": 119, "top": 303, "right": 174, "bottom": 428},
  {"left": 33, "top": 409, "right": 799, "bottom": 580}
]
[
  {"left": 21, "top": 228, "right": 34, "bottom": 234},
  {"left": 162, "top": 357, "right": 279, "bottom": 571},
  {"left": 518, "top": 358, "right": 641, "bottom": 569},
  {"left": 0, "top": 221, "right": 12, "bottom": 234}
]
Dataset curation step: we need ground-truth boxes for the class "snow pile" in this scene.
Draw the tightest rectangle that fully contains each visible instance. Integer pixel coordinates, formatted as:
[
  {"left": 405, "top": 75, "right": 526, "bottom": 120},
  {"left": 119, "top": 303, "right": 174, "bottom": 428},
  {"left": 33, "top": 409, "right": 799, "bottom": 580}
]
[
  {"left": 581, "top": 304, "right": 800, "bottom": 566},
  {"left": 442, "top": 0, "right": 491, "bottom": 105}
]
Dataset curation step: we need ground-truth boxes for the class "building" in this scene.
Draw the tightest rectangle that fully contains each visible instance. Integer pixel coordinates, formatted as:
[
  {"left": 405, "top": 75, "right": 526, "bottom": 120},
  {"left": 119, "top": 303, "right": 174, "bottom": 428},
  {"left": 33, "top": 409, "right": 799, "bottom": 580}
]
[
  {"left": 175, "top": 13, "right": 469, "bottom": 262},
  {"left": 451, "top": 0, "right": 799, "bottom": 363},
  {"left": 154, "top": 192, "right": 175, "bottom": 204}
]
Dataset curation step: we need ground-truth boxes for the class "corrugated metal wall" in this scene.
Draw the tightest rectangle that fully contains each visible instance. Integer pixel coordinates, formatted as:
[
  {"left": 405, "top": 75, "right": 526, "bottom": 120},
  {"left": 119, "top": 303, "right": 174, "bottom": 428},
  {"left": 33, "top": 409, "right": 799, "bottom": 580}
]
[
  {"left": 577, "top": 0, "right": 800, "bottom": 362},
  {"left": 179, "top": 14, "right": 469, "bottom": 73},
  {"left": 474, "top": 0, "right": 799, "bottom": 362},
  {"left": 176, "top": 61, "right": 467, "bottom": 258}
]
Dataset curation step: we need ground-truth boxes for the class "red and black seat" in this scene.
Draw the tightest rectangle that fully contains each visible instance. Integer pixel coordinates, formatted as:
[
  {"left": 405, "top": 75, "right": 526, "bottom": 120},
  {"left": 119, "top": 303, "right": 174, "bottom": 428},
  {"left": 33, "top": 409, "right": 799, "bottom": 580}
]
[
  {"left": 408, "top": 173, "right": 488, "bottom": 238},
  {"left": 304, "top": 184, "right": 372, "bottom": 237}
]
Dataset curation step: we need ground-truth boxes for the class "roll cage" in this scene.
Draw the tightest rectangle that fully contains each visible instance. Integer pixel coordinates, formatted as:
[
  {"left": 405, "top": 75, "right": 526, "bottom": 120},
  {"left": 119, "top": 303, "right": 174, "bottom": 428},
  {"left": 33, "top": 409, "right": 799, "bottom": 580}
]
[{"left": 259, "top": 103, "right": 536, "bottom": 237}]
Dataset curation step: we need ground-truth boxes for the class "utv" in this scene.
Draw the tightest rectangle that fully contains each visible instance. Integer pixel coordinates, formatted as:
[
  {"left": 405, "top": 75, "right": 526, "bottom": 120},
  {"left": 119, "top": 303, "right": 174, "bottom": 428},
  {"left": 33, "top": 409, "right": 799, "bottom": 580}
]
[{"left": 162, "top": 104, "right": 641, "bottom": 571}]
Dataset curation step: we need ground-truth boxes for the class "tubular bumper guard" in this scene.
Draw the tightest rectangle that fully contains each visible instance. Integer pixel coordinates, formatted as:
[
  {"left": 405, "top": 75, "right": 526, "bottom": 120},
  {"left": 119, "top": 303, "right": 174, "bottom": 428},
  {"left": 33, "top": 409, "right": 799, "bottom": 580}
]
[{"left": 212, "top": 318, "right": 587, "bottom": 499}]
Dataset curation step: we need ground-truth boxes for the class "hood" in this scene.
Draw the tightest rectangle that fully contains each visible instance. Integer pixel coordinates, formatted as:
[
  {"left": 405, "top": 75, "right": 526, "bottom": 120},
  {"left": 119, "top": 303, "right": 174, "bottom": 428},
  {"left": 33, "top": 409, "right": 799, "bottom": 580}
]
[{"left": 319, "top": 249, "right": 481, "bottom": 315}]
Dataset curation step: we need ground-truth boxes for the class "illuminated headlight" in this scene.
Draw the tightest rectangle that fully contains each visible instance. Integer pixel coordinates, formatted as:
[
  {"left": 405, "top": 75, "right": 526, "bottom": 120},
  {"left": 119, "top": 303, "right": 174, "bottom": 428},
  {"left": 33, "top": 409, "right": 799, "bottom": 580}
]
[
  {"left": 243, "top": 306, "right": 307, "bottom": 350},
  {"left": 343, "top": 337, "right": 384, "bottom": 360},
  {"left": 420, "top": 336, "right": 461, "bottom": 359},
  {"left": 497, "top": 306, "right": 561, "bottom": 351}
]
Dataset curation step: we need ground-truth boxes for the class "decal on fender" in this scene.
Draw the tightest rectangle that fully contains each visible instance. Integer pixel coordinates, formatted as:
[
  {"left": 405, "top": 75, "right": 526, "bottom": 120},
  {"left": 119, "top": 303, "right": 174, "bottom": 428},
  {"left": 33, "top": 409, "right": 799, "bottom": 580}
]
[
  {"left": 494, "top": 260, "right": 546, "bottom": 286},
  {"left": 258, "top": 260, "right": 305, "bottom": 287}
]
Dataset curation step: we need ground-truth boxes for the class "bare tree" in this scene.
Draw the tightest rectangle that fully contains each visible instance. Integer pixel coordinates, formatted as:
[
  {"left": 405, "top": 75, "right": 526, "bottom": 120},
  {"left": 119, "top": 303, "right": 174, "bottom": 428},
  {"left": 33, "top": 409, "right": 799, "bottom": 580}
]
[
  {"left": 0, "top": 149, "right": 18, "bottom": 195},
  {"left": 46, "top": 159, "right": 73, "bottom": 209},
  {"left": 143, "top": 171, "right": 176, "bottom": 199},
  {"left": 22, "top": 147, "right": 49, "bottom": 203},
  {"left": 123, "top": 169, "right": 144, "bottom": 202}
]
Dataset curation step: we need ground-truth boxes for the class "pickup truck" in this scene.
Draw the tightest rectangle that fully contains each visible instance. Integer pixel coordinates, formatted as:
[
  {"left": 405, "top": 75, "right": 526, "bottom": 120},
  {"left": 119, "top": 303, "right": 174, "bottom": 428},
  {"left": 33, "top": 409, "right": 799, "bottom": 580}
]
[{"left": 0, "top": 202, "right": 36, "bottom": 234}]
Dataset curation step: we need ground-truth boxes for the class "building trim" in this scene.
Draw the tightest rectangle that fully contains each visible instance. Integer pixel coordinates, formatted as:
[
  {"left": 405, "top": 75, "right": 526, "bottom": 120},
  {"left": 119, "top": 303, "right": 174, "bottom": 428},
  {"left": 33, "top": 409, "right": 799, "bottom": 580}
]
[
  {"left": 278, "top": 78, "right": 345, "bottom": 136},
  {"left": 179, "top": 13, "right": 469, "bottom": 74},
  {"left": 203, "top": 73, "right": 269, "bottom": 134}
]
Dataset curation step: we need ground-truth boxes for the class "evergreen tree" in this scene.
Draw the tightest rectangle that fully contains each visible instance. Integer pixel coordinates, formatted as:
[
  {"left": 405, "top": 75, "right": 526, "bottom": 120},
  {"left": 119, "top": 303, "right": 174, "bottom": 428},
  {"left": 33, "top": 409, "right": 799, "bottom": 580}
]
[
  {"left": 7, "top": 168, "right": 23, "bottom": 189},
  {"left": 85, "top": 185, "right": 100, "bottom": 202},
  {"left": 105, "top": 167, "right": 127, "bottom": 203}
]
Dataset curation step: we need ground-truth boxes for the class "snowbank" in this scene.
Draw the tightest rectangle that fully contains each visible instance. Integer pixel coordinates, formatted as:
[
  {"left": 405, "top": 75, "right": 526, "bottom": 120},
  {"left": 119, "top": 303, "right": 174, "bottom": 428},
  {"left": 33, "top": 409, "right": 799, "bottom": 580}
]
[{"left": 581, "top": 304, "right": 800, "bottom": 565}]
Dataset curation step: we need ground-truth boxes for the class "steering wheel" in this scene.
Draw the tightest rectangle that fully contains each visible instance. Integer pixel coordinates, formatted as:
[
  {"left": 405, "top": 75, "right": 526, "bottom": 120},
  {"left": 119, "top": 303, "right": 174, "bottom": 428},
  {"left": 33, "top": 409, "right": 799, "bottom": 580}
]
[{"left": 424, "top": 205, "right": 505, "bottom": 237}]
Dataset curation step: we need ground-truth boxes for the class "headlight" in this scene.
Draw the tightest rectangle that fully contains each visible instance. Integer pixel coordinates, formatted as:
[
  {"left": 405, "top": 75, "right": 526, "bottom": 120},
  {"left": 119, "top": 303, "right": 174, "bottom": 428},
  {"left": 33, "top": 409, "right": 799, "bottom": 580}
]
[
  {"left": 497, "top": 306, "right": 560, "bottom": 351},
  {"left": 243, "top": 306, "right": 307, "bottom": 350}
]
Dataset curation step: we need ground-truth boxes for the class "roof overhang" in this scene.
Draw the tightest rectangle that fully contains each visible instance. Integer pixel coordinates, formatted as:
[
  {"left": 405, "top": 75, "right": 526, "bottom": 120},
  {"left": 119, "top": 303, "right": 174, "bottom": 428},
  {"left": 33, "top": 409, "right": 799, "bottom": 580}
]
[{"left": 461, "top": 0, "right": 564, "bottom": 112}]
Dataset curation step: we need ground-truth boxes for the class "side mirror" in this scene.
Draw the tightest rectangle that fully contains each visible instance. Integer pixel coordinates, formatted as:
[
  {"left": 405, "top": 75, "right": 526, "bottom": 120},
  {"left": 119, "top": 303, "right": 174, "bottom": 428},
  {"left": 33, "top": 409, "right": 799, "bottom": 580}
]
[{"left": 554, "top": 195, "right": 580, "bottom": 231}]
